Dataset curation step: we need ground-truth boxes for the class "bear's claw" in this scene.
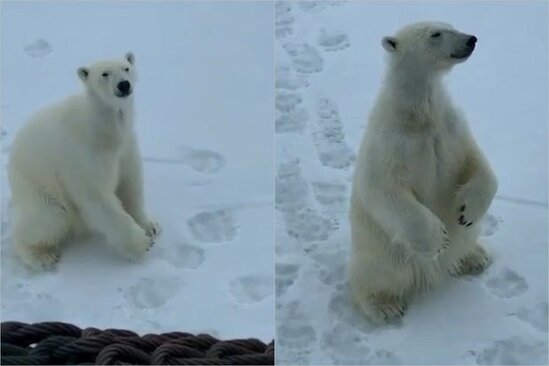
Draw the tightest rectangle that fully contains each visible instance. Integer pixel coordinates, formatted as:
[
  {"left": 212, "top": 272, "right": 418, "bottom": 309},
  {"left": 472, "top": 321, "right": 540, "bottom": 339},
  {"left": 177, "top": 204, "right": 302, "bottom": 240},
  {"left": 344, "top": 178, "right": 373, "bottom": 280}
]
[
  {"left": 451, "top": 245, "right": 491, "bottom": 276},
  {"left": 438, "top": 229, "right": 450, "bottom": 254},
  {"left": 144, "top": 221, "right": 161, "bottom": 240},
  {"left": 145, "top": 237, "right": 154, "bottom": 251},
  {"left": 458, "top": 214, "right": 474, "bottom": 227},
  {"left": 376, "top": 298, "right": 407, "bottom": 320}
]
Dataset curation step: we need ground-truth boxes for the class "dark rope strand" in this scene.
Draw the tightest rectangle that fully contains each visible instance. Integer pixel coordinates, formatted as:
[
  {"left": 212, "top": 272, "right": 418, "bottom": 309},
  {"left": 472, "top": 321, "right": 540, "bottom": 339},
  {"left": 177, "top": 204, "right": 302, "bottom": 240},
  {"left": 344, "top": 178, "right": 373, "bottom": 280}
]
[{"left": 1, "top": 321, "right": 274, "bottom": 365}]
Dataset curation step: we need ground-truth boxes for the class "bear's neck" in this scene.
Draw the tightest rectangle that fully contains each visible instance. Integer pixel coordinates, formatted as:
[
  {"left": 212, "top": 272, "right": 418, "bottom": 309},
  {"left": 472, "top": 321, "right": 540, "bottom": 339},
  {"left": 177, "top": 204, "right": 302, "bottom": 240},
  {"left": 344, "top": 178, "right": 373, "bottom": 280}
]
[{"left": 384, "top": 66, "right": 443, "bottom": 115}]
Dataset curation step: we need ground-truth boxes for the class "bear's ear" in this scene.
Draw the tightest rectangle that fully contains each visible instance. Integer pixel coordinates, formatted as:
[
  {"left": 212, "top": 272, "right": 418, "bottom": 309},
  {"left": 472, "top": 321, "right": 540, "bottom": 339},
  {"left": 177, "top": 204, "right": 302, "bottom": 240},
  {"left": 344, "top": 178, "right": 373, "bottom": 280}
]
[
  {"left": 77, "top": 67, "right": 89, "bottom": 82},
  {"left": 125, "top": 52, "right": 135, "bottom": 65},
  {"left": 381, "top": 36, "right": 398, "bottom": 53}
]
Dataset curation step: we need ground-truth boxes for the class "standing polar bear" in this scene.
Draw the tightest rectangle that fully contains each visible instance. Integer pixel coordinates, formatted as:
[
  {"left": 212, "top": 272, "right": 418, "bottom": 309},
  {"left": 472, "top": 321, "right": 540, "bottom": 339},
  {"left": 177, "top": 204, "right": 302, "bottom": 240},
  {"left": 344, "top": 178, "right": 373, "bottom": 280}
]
[
  {"left": 349, "top": 22, "right": 498, "bottom": 322},
  {"left": 9, "top": 52, "right": 160, "bottom": 271}
]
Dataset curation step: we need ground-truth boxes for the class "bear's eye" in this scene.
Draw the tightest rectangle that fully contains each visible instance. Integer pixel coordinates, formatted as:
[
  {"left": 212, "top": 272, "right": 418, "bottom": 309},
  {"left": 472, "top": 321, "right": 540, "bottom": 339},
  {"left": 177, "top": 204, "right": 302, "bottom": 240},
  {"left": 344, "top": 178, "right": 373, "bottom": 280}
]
[
  {"left": 431, "top": 32, "right": 442, "bottom": 38},
  {"left": 124, "top": 67, "right": 129, "bottom": 72},
  {"left": 102, "top": 72, "right": 109, "bottom": 78}
]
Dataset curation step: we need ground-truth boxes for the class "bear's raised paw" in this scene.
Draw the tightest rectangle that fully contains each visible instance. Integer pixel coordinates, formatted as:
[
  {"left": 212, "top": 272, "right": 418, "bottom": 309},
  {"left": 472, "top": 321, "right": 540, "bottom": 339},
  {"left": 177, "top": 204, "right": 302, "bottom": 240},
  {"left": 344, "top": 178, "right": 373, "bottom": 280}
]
[{"left": 143, "top": 221, "right": 161, "bottom": 240}]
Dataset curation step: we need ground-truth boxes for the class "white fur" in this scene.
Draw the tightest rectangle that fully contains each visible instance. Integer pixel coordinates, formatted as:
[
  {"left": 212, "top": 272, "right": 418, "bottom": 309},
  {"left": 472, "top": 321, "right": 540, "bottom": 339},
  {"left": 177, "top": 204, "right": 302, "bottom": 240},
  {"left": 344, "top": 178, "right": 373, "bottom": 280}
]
[
  {"left": 8, "top": 52, "right": 160, "bottom": 270},
  {"left": 349, "top": 22, "right": 497, "bottom": 322}
]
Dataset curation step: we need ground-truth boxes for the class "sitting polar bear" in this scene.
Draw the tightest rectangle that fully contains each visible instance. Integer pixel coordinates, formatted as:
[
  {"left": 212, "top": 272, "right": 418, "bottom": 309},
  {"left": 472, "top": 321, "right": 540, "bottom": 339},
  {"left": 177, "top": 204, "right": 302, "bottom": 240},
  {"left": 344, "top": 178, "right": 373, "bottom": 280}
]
[
  {"left": 8, "top": 52, "right": 160, "bottom": 270},
  {"left": 349, "top": 22, "right": 498, "bottom": 322}
]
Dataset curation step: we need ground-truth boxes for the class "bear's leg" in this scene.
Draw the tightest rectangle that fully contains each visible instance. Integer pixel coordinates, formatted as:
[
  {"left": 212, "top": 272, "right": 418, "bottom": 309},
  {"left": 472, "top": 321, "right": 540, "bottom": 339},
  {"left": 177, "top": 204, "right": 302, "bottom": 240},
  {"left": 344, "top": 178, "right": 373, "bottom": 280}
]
[
  {"left": 72, "top": 190, "right": 153, "bottom": 260},
  {"left": 349, "top": 253, "right": 410, "bottom": 322},
  {"left": 116, "top": 181, "right": 160, "bottom": 240},
  {"left": 12, "top": 200, "right": 69, "bottom": 271},
  {"left": 450, "top": 244, "right": 491, "bottom": 276},
  {"left": 350, "top": 206, "right": 415, "bottom": 322},
  {"left": 352, "top": 287, "right": 408, "bottom": 323},
  {"left": 117, "top": 147, "right": 160, "bottom": 239}
]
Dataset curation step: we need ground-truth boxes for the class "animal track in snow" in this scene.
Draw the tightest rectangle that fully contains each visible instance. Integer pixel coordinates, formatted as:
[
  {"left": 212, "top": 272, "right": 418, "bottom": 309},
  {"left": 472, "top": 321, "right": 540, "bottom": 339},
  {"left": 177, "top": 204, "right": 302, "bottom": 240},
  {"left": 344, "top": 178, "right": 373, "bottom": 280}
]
[
  {"left": 283, "top": 43, "right": 324, "bottom": 74},
  {"left": 229, "top": 274, "right": 273, "bottom": 304},
  {"left": 21, "top": 292, "right": 64, "bottom": 320},
  {"left": 187, "top": 210, "right": 237, "bottom": 243},
  {"left": 298, "top": 1, "right": 345, "bottom": 13},
  {"left": 275, "top": 159, "right": 309, "bottom": 212},
  {"left": 328, "top": 284, "right": 402, "bottom": 333},
  {"left": 311, "top": 181, "right": 347, "bottom": 207},
  {"left": 321, "top": 323, "right": 371, "bottom": 364},
  {"left": 276, "top": 65, "right": 309, "bottom": 91},
  {"left": 276, "top": 91, "right": 302, "bottom": 112},
  {"left": 313, "top": 98, "right": 355, "bottom": 169},
  {"left": 277, "top": 300, "right": 317, "bottom": 351},
  {"left": 124, "top": 277, "right": 180, "bottom": 310},
  {"left": 276, "top": 262, "right": 300, "bottom": 297},
  {"left": 24, "top": 39, "right": 52, "bottom": 58},
  {"left": 481, "top": 214, "right": 501, "bottom": 237},
  {"left": 285, "top": 208, "right": 337, "bottom": 242},
  {"left": 161, "top": 243, "right": 205, "bottom": 269},
  {"left": 367, "top": 349, "right": 402, "bottom": 365},
  {"left": 275, "top": 1, "right": 294, "bottom": 39},
  {"left": 307, "top": 247, "right": 346, "bottom": 286},
  {"left": 276, "top": 347, "right": 312, "bottom": 366},
  {"left": 322, "top": 322, "right": 403, "bottom": 365},
  {"left": 485, "top": 268, "right": 528, "bottom": 298},
  {"left": 180, "top": 146, "right": 225, "bottom": 174},
  {"left": 328, "top": 285, "right": 366, "bottom": 328},
  {"left": 318, "top": 28, "right": 350, "bottom": 52},
  {"left": 511, "top": 302, "right": 548, "bottom": 333},
  {"left": 276, "top": 108, "right": 309, "bottom": 134},
  {"left": 475, "top": 336, "right": 548, "bottom": 365}
]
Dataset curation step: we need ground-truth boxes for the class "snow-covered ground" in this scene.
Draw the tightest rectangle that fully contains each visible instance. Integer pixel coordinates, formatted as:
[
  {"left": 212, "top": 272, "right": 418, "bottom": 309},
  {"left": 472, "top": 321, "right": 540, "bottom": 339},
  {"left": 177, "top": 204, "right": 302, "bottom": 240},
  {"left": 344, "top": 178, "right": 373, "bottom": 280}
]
[
  {"left": 1, "top": 2, "right": 274, "bottom": 342},
  {"left": 275, "top": 1, "right": 548, "bottom": 364}
]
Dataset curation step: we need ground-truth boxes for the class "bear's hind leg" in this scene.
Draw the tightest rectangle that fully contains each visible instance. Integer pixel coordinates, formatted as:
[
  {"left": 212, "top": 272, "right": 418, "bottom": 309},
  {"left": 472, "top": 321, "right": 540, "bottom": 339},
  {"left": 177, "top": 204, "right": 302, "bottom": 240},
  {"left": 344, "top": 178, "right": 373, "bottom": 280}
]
[
  {"left": 352, "top": 287, "right": 408, "bottom": 323},
  {"left": 450, "top": 244, "right": 491, "bottom": 276},
  {"left": 350, "top": 260, "right": 410, "bottom": 322},
  {"left": 12, "top": 199, "right": 70, "bottom": 271},
  {"left": 370, "top": 292, "right": 408, "bottom": 320},
  {"left": 17, "top": 242, "right": 61, "bottom": 271}
]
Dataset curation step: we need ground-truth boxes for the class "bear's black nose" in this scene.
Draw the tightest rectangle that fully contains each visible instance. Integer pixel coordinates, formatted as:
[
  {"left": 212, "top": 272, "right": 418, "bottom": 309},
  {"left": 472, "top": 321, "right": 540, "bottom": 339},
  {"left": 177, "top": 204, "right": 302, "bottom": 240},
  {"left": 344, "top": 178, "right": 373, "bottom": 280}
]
[
  {"left": 467, "top": 36, "right": 477, "bottom": 47},
  {"left": 117, "top": 80, "right": 131, "bottom": 94}
]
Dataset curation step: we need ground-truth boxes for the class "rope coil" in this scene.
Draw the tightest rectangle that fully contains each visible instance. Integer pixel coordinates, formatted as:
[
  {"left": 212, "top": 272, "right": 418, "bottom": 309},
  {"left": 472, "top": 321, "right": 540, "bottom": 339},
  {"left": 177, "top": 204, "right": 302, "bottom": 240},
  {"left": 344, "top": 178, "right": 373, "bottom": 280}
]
[{"left": 1, "top": 321, "right": 274, "bottom": 365}]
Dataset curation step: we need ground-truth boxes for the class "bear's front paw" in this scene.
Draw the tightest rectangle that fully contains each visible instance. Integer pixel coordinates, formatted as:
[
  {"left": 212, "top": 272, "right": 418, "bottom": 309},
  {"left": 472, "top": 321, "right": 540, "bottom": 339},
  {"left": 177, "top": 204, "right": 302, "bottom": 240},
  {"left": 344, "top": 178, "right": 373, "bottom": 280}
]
[
  {"left": 456, "top": 202, "right": 477, "bottom": 227},
  {"left": 409, "top": 217, "right": 449, "bottom": 258},
  {"left": 432, "top": 221, "right": 450, "bottom": 258},
  {"left": 143, "top": 221, "right": 161, "bottom": 240},
  {"left": 455, "top": 184, "right": 491, "bottom": 228},
  {"left": 122, "top": 226, "right": 154, "bottom": 260},
  {"left": 437, "top": 226, "right": 450, "bottom": 255}
]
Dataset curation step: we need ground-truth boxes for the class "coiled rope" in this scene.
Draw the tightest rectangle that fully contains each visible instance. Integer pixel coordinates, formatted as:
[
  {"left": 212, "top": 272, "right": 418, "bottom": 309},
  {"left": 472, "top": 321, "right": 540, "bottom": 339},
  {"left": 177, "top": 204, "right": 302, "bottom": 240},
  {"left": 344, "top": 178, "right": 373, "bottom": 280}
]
[{"left": 1, "top": 321, "right": 274, "bottom": 365}]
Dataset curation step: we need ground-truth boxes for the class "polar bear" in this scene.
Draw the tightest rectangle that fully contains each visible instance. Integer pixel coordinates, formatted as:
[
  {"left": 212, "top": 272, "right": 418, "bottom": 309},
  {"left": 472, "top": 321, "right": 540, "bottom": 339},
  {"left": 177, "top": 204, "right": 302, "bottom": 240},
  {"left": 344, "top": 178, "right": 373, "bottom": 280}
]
[
  {"left": 8, "top": 52, "right": 160, "bottom": 270},
  {"left": 349, "top": 22, "right": 498, "bottom": 322}
]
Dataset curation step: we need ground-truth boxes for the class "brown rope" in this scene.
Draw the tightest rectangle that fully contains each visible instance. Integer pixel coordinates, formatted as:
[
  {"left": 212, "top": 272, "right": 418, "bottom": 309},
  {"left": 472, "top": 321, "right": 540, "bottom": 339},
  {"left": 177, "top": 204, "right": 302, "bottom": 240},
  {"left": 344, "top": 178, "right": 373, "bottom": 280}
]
[{"left": 1, "top": 321, "right": 274, "bottom": 365}]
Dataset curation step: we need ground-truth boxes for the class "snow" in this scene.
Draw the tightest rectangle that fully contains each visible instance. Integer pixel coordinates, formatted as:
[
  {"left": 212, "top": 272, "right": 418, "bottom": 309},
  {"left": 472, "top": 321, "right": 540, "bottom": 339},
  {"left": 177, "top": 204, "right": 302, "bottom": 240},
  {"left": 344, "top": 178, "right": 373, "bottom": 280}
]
[
  {"left": 0, "top": 2, "right": 274, "bottom": 341},
  {"left": 2, "top": 1, "right": 548, "bottom": 361},
  {"left": 275, "top": 1, "right": 548, "bottom": 365}
]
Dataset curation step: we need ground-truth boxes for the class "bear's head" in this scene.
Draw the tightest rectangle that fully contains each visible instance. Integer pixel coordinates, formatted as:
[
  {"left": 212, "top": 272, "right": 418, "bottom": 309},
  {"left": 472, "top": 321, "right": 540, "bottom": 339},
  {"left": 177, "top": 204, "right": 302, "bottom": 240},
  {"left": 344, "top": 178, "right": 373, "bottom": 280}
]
[
  {"left": 381, "top": 22, "right": 477, "bottom": 72},
  {"left": 77, "top": 52, "right": 136, "bottom": 109}
]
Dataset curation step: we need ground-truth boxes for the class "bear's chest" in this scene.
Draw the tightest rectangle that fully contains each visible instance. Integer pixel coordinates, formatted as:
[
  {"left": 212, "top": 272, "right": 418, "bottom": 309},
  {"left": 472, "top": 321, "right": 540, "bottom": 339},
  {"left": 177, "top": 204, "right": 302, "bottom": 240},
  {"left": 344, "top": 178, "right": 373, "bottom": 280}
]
[{"left": 406, "top": 126, "right": 464, "bottom": 204}]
